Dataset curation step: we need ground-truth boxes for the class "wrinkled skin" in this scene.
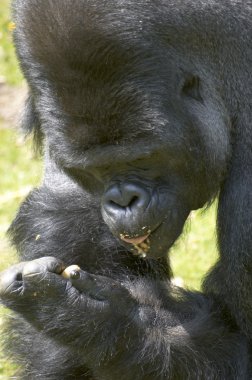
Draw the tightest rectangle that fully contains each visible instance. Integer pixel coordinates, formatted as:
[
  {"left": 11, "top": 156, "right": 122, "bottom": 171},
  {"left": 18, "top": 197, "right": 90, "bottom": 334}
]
[{"left": 1, "top": 0, "right": 252, "bottom": 378}]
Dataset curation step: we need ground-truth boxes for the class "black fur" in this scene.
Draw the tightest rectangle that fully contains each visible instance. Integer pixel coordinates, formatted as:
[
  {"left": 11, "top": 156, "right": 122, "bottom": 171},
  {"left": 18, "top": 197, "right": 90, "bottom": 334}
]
[{"left": 1, "top": 0, "right": 252, "bottom": 378}]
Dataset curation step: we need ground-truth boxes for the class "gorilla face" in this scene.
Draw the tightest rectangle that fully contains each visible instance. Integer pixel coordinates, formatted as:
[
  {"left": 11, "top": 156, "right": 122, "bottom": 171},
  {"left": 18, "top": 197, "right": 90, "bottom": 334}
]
[{"left": 14, "top": 1, "right": 231, "bottom": 259}]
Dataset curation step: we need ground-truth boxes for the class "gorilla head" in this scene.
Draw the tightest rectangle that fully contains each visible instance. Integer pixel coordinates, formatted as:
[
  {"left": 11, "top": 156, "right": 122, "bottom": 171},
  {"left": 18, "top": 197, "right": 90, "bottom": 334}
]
[{"left": 13, "top": 0, "right": 231, "bottom": 259}]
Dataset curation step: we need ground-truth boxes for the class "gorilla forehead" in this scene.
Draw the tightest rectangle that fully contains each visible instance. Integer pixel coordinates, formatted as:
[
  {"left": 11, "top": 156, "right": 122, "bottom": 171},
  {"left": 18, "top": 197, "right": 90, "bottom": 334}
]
[
  {"left": 14, "top": 0, "right": 246, "bottom": 69},
  {"left": 14, "top": 0, "right": 164, "bottom": 75},
  {"left": 13, "top": 0, "right": 232, "bottom": 174},
  {"left": 13, "top": 0, "right": 238, "bottom": 129},
  {"left": 14, "top": 1, "right": 185, "bottom": 143}
]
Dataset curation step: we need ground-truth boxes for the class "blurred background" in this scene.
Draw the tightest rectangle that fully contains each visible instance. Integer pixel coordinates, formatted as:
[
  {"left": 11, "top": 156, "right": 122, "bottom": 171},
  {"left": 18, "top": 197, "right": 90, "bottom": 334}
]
[{"left": 0, "top": 0, "right": 218, "bottom": 377}]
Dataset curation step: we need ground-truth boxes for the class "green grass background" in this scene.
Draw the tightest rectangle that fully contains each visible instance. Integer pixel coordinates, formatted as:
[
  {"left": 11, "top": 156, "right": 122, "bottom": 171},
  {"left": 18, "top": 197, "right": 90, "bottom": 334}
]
[{"left": 0, "top": 0, "right": 218, "bottom": 377}]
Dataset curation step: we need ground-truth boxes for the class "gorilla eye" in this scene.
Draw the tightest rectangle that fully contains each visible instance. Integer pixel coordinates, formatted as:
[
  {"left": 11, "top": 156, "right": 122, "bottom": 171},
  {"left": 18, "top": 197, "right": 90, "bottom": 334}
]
[{"left": 181, "top": 75, "right": 203, "bottom": 102}]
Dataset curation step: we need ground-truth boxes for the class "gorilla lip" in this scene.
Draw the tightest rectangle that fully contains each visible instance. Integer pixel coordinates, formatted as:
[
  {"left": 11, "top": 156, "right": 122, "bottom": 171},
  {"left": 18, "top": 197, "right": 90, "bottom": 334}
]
[{"left": 120, "top": 234, "right": 150, "bottom": 245}]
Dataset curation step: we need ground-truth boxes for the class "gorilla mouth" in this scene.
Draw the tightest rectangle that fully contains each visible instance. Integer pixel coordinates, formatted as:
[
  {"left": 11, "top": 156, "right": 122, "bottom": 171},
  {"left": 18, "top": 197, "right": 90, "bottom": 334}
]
[
  {"left": 120, "top": 233, "right": 151, "bottom": 257},
  {"left": 120, "top": 228, "right": 156, "bottom": 257}
]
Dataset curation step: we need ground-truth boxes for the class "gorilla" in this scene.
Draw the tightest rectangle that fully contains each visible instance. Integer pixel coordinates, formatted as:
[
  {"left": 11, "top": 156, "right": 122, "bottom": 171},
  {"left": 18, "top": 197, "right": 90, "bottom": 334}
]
[{"left": 1, "top": 0, "right": 252, "bottom": 378}]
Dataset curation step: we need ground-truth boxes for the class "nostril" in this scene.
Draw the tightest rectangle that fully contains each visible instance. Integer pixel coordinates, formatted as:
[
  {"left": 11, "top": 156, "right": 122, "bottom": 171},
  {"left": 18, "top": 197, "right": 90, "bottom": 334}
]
[
  {"left": 109, "top": 200, "right": 121, "bottom": 208},
  {"left": 16, "top": 273, "right": 23, "bottom": 281},
  {"left": 128, "top": 195, "right": 139, "bottom": 208},
  {"left": 109, "top": 195, "right": 139, "bottom": 209},
  {"left": 104, "top": 186, "right": 125, "bottom": 209}
]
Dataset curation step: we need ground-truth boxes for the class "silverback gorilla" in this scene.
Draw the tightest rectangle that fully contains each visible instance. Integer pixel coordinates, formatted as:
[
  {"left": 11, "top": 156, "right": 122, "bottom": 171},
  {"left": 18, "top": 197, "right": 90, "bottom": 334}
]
[{"left": 1, "top": 0, "right": 252, "bottom": 378}]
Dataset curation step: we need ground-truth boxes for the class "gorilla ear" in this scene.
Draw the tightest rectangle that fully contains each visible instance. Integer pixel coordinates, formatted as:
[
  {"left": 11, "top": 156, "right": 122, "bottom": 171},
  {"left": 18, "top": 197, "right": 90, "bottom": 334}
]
[
  {"left": 181, "top": 75, "right": 203, "bottom": 102},
  {"left": 22, "top": 92, "right": 44, "bottom": 153}
]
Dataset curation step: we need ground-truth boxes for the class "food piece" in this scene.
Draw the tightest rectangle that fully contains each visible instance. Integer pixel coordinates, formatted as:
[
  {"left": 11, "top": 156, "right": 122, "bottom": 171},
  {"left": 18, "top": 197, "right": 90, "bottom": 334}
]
[{"left": 61, "top": 265, "right": 81, "bottom": 279}]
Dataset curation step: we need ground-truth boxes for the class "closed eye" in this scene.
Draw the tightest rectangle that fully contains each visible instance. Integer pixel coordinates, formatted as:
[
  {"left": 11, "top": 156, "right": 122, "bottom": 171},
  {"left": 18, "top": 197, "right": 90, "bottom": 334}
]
[{"left": 181, "top": 75, "right": 203, "bottom": 103}]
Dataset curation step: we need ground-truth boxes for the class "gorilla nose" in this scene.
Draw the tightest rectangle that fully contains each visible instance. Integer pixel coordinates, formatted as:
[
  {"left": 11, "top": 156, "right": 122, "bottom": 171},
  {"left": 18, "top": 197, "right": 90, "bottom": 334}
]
[{"left": 102, "top": 182, "right": 150, "bottom": 215}]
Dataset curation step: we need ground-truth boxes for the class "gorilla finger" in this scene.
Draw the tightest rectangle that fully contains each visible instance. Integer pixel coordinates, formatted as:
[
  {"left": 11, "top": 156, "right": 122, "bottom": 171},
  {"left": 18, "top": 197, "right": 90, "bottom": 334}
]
[
  {"left": 0, "top": 258, "right": 69, "bottom": 299},
  {"left": 68, "top": 270, "right": 101, "bottom": 292},
  {"left": 21, "top": 269, "right": 72, "bottom": 299},
  {"left": 23, "top": 256, "right": 65, "bottom": 278},
  {"left": 70, "top": 271, "right": 128, "bottom": 301},
  {"left": 0, "top": 262, "right": 26, "bottom": 297}
]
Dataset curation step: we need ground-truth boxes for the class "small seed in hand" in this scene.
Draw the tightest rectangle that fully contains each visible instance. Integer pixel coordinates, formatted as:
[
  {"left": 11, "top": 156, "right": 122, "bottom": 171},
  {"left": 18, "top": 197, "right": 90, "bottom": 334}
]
[{"left": 61, "top": 265, "right": 81, "bottom": 279}]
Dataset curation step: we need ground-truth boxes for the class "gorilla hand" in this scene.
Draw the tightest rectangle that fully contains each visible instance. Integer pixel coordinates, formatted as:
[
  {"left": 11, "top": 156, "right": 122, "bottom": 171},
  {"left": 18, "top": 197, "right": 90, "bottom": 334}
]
[
  {"left": 0, "top": 257, "right": 248, "bottom": 380},
  {"left": 0, "top": 257, "right": 136, "bottom": 348}
]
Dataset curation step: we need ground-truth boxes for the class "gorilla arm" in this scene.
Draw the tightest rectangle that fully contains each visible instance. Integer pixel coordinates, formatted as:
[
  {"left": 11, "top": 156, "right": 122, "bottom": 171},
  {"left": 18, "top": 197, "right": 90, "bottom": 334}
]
[{"left": 204, "top": 106, "right": 252, "bottom": 337}]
